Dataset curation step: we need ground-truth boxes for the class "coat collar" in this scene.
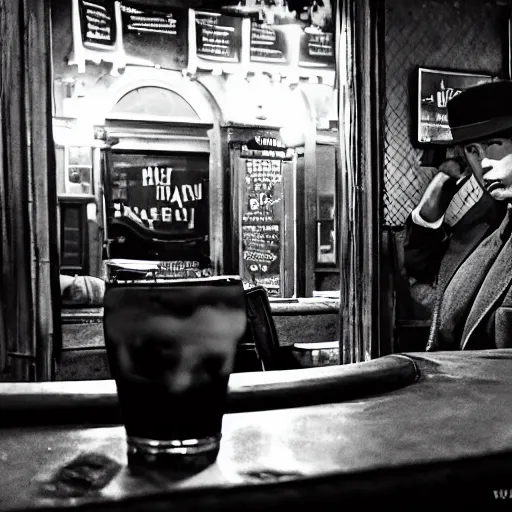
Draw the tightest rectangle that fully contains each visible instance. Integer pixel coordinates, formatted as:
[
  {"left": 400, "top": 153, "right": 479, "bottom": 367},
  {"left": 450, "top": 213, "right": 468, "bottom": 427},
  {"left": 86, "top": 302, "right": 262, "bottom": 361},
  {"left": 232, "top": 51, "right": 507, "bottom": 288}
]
[
  {"left": 461, "top": 208, "right": 512, "bottom": 349},
  {"left": 438, "top": 195, "right": 507, "bottom": 289}
]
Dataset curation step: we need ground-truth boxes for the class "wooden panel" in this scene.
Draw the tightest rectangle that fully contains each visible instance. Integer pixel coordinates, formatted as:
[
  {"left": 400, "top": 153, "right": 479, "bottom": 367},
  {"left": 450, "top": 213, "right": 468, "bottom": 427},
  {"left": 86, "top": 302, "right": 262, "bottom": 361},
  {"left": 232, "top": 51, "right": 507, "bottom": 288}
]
[
  {"left": 229, "top": 147, "right": 242, "bottom": 275},
  {"left": 207, "top": 122, "right": 224, "bottom": 276},
  {"left": 282, "top": 159, "right": 296, "bottom": 298},
  {"left": 1, "top": 1, "right": 35, "bottom": 380},
  {"left": 27, "top": 0, "right": 62, "bottom": 380},
  {"left": 0, "top": 0, "right": 60, "bottom": 381},
  {"left": 294, "top": 154, "right": 306, "bottom": 297},
  {"left": 302, "top": 131, "right": 317, "bottom": 298},
  {"left": 338, "top": 0, "right": 382, "bottom": 363},
  {"left": 315, "top": 144, "right": 337, "bottom": 268}
]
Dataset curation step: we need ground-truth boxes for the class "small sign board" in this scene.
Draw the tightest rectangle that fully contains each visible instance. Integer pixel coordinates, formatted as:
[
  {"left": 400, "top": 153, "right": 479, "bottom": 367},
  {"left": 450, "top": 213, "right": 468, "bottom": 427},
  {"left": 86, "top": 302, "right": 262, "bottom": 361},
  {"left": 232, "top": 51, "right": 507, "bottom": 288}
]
[
  {"left": 194, "top": 10, "right": 243, "bottom": 64},
  {"left": 120, "top": 2, "right": 188, "bottom": 69}
]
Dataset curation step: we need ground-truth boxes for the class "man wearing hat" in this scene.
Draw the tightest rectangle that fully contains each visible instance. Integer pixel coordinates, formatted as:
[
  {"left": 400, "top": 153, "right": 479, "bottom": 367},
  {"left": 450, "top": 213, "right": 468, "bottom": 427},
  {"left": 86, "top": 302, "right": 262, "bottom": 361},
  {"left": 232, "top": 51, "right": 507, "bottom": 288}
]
[
  {"left": 403, "top": 152, "right": 505, "bottom": 318},
  {"left": 405, "top": 80, "right": 512, "bottom": 351}
]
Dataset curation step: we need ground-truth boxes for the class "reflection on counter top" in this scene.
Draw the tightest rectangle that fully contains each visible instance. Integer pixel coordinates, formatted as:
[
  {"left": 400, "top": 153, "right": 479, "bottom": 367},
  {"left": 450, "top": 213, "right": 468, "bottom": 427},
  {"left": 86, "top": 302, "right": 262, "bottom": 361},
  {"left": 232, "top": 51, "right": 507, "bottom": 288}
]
[
  {"left": 293, "top": 341, "right": 339, "bottom": 368},
  {"left": 4, "top": 352, "right": 512, "bottom": 508},
  {"left": 269, "top": 297, "right": 339, "bottom": 316},
  {"left": 312, "top": 290, "right": 340, "bottom": 299}
]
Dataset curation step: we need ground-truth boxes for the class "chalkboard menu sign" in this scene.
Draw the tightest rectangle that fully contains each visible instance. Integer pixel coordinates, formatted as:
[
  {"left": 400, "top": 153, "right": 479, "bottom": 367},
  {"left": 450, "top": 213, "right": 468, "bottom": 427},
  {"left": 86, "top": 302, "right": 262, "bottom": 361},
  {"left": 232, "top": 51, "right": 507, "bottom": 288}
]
[
  {"left": 78, "top": 0, "right": 117, "bottom": 48},
  {"left": 299, "top": 30, "right": 335, "bottom": 68},
  {"left": 121, "top": 2, "right": 188, "bottom": 69},
  {"left": 241, "top": 158, "right": 283, "bottom": 296},
  {"left": 250, "top": 21, "right": 289, "bottom": 65},
  {"left": 195, "top": 11, "right": 242, "bottom": 63}
]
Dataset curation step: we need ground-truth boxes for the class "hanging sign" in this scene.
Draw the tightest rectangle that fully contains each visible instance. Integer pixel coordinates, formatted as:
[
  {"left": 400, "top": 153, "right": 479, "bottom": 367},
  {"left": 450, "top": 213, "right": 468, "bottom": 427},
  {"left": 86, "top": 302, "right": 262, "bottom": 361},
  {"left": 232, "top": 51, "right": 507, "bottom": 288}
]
[
  {"left": 249, "top": 21, "right": 289, "bottom": 65},
  {"left": 298, "top": 30, "right": 335, "bottom": 68},
  {"left": 120, "top": 2, "right": 188, "bottom": 69},
  {"left": 194, "top": 10, "right": 242, "bottom": 63},
  {"left": 78, "top": 0, "right": 117, "bottom": 48},
  {"left": 297, "top": 0, "right": 335, "bottom": 70},
  {"left": 69, "top": 0, "right": 126, "bottom": 75}
]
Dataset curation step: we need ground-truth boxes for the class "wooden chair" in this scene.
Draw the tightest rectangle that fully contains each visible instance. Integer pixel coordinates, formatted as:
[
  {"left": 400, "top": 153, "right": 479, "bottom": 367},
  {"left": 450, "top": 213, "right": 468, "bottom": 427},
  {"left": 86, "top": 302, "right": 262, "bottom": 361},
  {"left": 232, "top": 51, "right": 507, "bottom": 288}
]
[
  {"left": 383, "top": 227, "right": 431, "bottom": 353},
  {"left": 238, "top": 286, "right": 283, "bottom": 372}
]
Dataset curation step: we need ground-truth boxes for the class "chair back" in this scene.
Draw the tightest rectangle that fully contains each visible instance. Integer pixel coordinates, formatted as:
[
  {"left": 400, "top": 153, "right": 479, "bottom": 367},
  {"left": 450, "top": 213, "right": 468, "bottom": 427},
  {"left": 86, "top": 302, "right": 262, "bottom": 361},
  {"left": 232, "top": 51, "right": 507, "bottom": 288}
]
[{"left": 241, "top": 286, "right": 281, "bottom": 371}]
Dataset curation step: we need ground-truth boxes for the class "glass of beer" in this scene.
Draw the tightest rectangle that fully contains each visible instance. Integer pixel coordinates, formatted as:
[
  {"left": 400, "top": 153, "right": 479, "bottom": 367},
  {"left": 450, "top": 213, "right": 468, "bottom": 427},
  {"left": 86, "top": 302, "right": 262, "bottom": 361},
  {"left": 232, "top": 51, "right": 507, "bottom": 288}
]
[{"left": 102, "top": 272, "right": 247, "bottom": 472}]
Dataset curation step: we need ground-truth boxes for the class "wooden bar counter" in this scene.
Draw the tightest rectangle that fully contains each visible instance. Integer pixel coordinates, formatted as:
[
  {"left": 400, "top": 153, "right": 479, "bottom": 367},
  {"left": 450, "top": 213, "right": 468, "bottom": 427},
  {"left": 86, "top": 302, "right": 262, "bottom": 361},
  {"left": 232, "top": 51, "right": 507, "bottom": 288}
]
[{"left": 2, "top": 351, "right": 512, "bottom": 510}]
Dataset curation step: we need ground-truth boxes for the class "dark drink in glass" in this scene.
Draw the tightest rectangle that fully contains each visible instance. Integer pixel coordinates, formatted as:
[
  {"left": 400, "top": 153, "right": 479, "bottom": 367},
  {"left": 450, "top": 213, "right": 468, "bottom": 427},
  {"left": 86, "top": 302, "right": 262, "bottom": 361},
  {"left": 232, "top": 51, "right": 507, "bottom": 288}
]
[{"left": 103, "top": 275, "right": 247, "bottom": 471}]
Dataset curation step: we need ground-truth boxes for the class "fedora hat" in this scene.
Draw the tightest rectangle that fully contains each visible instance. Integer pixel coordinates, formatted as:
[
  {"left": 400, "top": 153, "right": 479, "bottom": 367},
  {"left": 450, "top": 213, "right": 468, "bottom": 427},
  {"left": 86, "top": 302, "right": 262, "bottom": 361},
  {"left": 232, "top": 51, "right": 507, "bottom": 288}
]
[{"left": 447, "top": 80, "right": 512, "bottom": 144}]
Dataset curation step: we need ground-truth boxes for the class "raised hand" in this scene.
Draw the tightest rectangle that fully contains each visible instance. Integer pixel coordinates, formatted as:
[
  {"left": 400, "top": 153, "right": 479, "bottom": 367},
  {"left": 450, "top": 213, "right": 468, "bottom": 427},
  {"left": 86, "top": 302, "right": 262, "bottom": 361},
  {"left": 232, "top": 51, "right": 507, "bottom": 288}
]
[{"left": 438, "top": 157, "right": 471, "bottom": 190}]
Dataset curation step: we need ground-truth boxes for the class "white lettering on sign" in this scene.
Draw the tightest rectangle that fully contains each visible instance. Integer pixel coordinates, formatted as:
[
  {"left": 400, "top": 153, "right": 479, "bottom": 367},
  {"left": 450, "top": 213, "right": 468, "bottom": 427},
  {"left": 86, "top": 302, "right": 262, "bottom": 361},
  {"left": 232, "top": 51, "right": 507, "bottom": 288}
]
[
  {"left": 435, "top": 112, "right": 448, "bottom": 124},
  {"left": 254, "top": 136, "right": 285, "bottom": 149},
  {"left": 158, "top": 260, "right": 200, "bottom": 271},
  {"left": 142, "top": 167, "right": 173, "bottom": 186},
  {"left": 435, "top": 80, "right": 463, "bottom": 108},
  {"left": 114, "top": 203, "right": 196, "bottom": 230},
  {"left": 113, "top": 166, "right": 204, "bottom": 231},
  {"left": 161, "top": 207, "right": 172, "bottom": 222},
  {"left": 142, "top": 167, "right": 203, "bottom": 208}
]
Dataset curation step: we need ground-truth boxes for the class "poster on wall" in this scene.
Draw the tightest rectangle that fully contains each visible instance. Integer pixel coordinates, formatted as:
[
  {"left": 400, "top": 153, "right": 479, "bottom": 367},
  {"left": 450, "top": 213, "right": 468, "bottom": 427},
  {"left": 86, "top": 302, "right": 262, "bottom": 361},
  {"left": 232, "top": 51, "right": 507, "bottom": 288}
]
[
  {"left": 120, "top": 2, "right": 188, "bottom": 69},
  {"left": 416, "top": 67, "right": 492, "bottom": 145},
  {"left": 241, "top": 158, "right": 283, "bottom": 297}
]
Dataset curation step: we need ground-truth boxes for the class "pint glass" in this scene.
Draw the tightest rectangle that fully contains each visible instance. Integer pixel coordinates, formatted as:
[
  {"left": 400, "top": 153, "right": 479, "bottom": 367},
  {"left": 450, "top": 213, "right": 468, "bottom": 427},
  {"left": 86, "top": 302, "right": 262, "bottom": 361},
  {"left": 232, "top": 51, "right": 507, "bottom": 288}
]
[{"left": 103, "top": 274, "right": 247, "bottom": 471}]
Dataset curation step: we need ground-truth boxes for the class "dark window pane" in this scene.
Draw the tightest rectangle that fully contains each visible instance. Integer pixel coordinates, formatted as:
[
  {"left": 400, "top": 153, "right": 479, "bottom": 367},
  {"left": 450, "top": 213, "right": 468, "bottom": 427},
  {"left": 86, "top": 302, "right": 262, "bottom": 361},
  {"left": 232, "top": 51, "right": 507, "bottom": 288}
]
[{"left": 60, "top": 204, "right": 86, "bottom": 273}]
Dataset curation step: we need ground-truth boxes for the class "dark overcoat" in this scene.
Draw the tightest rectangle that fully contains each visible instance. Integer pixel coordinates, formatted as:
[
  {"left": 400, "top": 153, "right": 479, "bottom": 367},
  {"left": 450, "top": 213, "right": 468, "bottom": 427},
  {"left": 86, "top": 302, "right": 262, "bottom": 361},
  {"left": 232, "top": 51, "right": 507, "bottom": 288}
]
[{"left": 404, "top": 193, "right": 511, "bottom": 350}]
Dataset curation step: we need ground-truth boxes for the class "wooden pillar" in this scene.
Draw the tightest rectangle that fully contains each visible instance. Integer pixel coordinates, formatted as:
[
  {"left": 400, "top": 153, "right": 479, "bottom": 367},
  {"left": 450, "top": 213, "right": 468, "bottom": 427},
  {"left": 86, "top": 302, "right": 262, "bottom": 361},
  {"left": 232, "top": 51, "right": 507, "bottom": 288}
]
[
  {"left": 0, "top": 0, "right": 60, "bottom": 381},
  {"left": 337, "top": 0, "right": 383, "bottom": 363}
]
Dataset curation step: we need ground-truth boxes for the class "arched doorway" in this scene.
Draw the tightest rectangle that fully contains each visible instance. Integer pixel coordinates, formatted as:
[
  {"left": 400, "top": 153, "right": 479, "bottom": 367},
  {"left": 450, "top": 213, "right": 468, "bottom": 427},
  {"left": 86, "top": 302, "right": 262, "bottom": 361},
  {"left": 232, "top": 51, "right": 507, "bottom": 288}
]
[{"left": 109, "top": 86, "right": 201, "bottom": 119}]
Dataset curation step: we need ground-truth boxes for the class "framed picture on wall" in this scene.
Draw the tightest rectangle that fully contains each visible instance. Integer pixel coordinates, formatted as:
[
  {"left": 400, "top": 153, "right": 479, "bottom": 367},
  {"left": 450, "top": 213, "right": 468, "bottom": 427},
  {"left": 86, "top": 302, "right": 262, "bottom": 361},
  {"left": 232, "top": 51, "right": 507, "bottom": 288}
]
[{"left": 415, "top": 67, "right": 493, "bottom": 145}]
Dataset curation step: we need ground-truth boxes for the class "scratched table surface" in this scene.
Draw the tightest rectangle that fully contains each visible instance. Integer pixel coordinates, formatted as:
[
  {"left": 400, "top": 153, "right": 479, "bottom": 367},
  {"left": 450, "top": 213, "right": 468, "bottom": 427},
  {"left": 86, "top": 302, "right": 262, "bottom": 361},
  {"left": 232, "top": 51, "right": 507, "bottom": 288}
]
[{"left": 3, "top": 351, "right": 512, "bottom": 510}]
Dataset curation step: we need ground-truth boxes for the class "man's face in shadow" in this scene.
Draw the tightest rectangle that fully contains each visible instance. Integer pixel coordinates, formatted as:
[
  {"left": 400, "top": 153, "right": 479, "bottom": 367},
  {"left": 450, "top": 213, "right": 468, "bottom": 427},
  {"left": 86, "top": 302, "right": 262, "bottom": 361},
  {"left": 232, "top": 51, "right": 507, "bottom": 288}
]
[
  {"left": 464, "top": 137, "right": 512, "bottom": 202},
  {"left": 104, "top": 286, "right": 247, "bottom": 394}
]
